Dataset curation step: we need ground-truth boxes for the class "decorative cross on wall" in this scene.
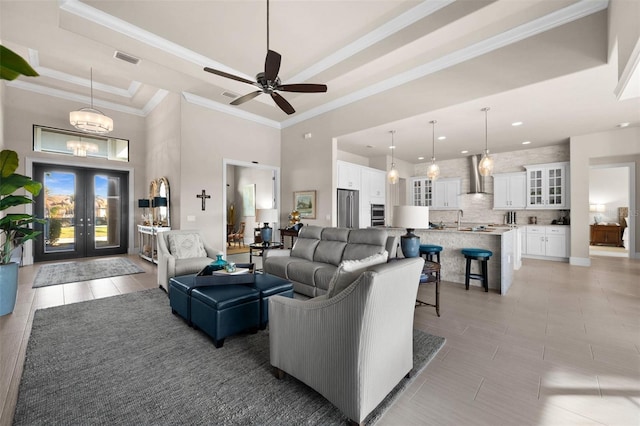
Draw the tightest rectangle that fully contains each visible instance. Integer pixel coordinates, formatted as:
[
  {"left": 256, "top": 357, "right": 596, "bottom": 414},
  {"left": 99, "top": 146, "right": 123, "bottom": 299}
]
[{"left": 197, "top": 189, "right": 211, "bottom": 211}]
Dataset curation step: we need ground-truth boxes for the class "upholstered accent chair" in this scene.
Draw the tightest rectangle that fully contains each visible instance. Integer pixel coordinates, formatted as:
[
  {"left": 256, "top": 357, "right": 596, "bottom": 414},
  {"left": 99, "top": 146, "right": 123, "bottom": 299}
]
[
  {"left": 269, "top": 257, "right": 425, "bottom": 425},
  {"left": 227, "top": 221, "right": 246, "bottom": 247},
  {"left": 157, "top": 230, "right": 220, "bottom": 292}
]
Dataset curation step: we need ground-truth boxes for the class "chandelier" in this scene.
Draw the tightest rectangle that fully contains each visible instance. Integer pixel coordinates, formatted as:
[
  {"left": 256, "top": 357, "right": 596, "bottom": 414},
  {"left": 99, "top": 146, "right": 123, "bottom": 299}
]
[
  {"left": 69, "top": 68, "right": 114, "bottom": 134},
  {"left": 66, "top": 140, "right": 99, "bottom": 157}
]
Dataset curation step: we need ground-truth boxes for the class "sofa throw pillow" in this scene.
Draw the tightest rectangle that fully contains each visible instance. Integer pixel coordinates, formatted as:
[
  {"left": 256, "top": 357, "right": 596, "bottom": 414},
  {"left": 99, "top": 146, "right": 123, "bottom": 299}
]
[
  {"left": 326, "top": 251, "right": 388, "bottom": 298},
  {"left": 167, "top": 233, "right": 207, "bottom": 259}
]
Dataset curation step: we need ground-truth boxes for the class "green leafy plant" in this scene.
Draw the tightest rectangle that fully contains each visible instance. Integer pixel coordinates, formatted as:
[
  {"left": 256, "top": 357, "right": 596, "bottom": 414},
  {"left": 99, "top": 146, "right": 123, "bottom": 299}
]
[
  {"left": 0, "top": 45, "right": 39, "bottom": 80},
  {"left": 0, "top": 150, "right": 45, "bottom": 264}
]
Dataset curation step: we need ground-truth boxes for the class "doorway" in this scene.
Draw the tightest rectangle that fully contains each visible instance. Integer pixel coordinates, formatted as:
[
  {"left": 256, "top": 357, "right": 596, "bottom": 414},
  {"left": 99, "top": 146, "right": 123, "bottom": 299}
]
[{"left": 32, "top": 164, "right": 129, "bottom": 262}]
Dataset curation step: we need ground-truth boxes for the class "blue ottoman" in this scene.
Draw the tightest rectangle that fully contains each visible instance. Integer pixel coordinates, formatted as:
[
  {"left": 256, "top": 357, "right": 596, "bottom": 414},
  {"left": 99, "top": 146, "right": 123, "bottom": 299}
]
[
  {"left": 250, "top": 274, "right": 294, "bottom": 329},
  {"left": 190, "top": 285, "right": 260, "bottom": 348}
]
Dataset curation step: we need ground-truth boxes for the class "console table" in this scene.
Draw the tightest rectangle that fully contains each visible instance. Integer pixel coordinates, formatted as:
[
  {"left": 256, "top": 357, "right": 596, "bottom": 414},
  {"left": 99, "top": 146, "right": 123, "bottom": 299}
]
[
  {"left": 138, "top": 225, "right": 171, "bottom": 263},
  {"left": 279, "top": 228, "right": 299, "bottom": 249},
  {"left": 590, "top": 224, "right": 622, "bottom": 247}
]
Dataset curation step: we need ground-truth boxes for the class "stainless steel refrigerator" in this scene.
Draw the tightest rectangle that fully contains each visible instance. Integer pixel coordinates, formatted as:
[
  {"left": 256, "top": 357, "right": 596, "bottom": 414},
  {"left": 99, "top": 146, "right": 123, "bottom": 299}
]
[{"left": 337, "top": 189, "right": 359, "bottom": 228}]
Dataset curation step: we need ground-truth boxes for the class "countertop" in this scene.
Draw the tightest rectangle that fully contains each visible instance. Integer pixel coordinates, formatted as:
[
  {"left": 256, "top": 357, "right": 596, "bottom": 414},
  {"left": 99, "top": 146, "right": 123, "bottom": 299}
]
[{"left": 384, "top": 224, "right": 518, "bottom": 236}]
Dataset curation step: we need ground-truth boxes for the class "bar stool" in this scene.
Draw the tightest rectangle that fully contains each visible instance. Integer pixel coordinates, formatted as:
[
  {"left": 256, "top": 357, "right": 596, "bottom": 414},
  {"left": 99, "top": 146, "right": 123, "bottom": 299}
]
[
  {"left": 461, "top": 248, "right": 492, "bottom": 292},
  {"left": 417, "top": 261, "right": 440, "bottom": 316},
  {"left": 419, "top": 244, "right": 443, "bottom": 264}
]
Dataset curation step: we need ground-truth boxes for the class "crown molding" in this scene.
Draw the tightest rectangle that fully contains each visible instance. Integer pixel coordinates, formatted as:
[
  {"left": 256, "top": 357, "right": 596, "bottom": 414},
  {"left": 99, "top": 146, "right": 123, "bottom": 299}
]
[
  {"left": 182, "top": 92, "right": 281, "bottom": 129},
  {"left": 7, "top": 80, "right": 147, "bottom": 117},
  {"left": 289, "top": 0, "right": 454, "bottom": 84},
  {"left": 282, "top": 0, "right": 609, "bottom": 128},
  {"left": 58, "top": 0, "right": 253, "bottom": 80},
  {"left": 28, "top": 48, "right": 141, "bottom": 98}
]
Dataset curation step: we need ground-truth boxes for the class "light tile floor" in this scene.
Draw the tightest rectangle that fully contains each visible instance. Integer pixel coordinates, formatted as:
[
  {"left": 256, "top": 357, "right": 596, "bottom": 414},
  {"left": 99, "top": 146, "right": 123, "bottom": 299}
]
[{"left": 1, "top": 254, "right": 639, "bottom": 425}]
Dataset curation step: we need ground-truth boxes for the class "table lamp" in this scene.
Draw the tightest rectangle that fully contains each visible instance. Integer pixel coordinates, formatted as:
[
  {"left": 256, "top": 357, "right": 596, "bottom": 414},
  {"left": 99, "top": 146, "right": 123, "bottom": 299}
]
[
  {"left": 393, "top": 205, "right": 429, "bottom": 258},
  {"left": 256, "top": 208, "right": 278, "bottom": 244}
]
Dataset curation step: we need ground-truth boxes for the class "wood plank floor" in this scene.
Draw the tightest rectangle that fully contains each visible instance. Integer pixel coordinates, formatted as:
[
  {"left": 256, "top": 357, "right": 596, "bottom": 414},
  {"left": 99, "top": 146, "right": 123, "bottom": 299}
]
[{"left": 1, "top": 254, "right": 639, "bottom": 425}]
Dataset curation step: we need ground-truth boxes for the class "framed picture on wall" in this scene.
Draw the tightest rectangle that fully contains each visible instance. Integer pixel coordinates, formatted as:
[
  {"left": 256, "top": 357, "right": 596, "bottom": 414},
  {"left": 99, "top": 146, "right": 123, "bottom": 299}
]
[
  {"left": 294, "top": 190, "right": 316, "bottom": 219},
  {"left": 242, "top": 184, "right": 256, "bottom": 217}
]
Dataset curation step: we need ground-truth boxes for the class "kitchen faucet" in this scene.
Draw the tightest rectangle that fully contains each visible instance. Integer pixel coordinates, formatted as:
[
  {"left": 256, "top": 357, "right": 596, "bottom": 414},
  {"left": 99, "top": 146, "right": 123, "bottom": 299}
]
[{"left": 457, "top": 209, "right": 464, "bottom": 230}]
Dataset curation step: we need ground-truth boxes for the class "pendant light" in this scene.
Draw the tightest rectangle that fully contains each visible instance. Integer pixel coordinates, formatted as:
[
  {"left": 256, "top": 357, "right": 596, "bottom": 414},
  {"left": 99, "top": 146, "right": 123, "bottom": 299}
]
[
  {"left": 478, "top": 107, "right": 494, "bottom": 177},
  {"left": 426, "top": 120, "right": 440, "bottom": 180},
  {"left": 69, "top": 68, "right": 114, "bottom": 134},
  {"left": 387, "top": 130, "right": 399, "bottom": 184}
]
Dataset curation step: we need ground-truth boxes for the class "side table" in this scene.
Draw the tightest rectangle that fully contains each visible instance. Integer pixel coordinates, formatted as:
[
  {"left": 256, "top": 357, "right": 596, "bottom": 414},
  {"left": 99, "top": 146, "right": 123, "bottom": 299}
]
[
  {"left": 279, "top": 228, "right": 299, "bottom": 249},
  {"left": 249, "top": 242, "right": 284, "bottom": 265},
  {"left": 417, "top": 260, "right": 440, "bottom": 317}
]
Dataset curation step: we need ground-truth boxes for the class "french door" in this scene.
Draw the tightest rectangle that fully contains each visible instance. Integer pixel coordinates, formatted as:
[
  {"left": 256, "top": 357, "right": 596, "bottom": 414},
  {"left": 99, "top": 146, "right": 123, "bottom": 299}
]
[{"left": 33, "top": 164, "right": 129, "bottom": 262}]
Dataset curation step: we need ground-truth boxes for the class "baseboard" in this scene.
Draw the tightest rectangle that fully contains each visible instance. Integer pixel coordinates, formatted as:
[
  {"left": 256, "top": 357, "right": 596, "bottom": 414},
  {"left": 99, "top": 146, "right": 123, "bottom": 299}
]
[{"left": 570, "top": 257, "right": 591, "bottom": 267}]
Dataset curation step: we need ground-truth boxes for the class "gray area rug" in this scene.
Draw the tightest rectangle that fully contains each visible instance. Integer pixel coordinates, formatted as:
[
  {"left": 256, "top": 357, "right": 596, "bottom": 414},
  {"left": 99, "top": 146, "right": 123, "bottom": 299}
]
[
  {"left": 14, "top": 289, "right": 445, "bottom": 425},
  {"left": 32, "top": 257, "right": 145, "bottom": 288}
]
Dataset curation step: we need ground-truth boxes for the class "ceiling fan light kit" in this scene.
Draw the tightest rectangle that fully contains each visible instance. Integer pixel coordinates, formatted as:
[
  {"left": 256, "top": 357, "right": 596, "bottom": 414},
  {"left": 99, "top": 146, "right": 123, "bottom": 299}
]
[
  {"left": 203, "top": 0, "right": 327, "bottom": 115},
  {"left": 69, "top": 68, "right": 113, "bottom": 134}
]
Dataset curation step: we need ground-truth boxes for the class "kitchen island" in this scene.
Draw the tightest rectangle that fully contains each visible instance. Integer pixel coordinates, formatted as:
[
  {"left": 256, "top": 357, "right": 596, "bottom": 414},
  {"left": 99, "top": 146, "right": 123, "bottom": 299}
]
[{"left": 385, "top": 225, "right": 521, "bottom": 295}]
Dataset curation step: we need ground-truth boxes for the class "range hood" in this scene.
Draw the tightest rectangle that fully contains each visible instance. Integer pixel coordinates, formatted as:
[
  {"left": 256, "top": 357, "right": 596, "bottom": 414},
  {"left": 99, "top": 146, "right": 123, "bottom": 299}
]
[{"left": 468, "top": 154, "right": 488, "bottom": 194}]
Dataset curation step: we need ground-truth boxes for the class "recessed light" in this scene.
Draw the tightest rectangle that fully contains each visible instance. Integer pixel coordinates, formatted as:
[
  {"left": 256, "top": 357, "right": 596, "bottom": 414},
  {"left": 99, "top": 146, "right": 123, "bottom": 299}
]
[
  {"left": 522, "top": 141, "right": 531, "bottom": 145},
  {"left": 418, "top": 156, "right": 425, "bottom": 160},
  {"left": 461, "top": 150, "right": 468, "bottom": 154},
  {"left": 437, "top": 136, "right": 446, "bottom": 140},
  {"left": 512, "top": 121, "right": 523, "bottom": 126},
  {"left": 618, "top": 122, "right": 630, "bottom": 128},
  {"left": 389, "top": 146, "right": 395, "bottom": 149}
]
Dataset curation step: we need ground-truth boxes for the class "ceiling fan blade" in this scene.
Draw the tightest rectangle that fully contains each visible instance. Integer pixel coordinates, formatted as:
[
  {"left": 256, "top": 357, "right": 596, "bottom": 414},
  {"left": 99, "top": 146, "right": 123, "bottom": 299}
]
[
  {"left": 204, "top": 67, "right": 256, "bottom": 86},
  {"left": 271, "top": 92, "right": 295, "bottom": 115},
  {"left": 277, "top": 83, "right": 328, "bottom": 93},
  {"left": 264, "top": 50, "right": 281, "bottom": 82},
  {"left": 230, "top": 90, "right": 262, "bottom": 106}
]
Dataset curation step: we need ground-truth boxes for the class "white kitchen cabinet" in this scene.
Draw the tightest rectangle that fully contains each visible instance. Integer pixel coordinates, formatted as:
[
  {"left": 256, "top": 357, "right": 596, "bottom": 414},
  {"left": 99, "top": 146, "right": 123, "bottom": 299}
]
[
  {"left": 433, "top": 178, "right": 461, "bottom": 210},
  {"left": 493, "top": 172, "right": 526, "bottom": 210},
  {"left": 525, "top": 162, "right": 569, "bottom": 209},
  {"left": 367, "top": 168, "right": 386, "bottom": 201},
  {"left": 409, "top": 177, "right": 433, "bottom": 207},
  {"left": 337, "top": 160, "right": 361, "bottom": 190},
  {"left": 523, "top": 225, "right": 569, "bottom": 259}
]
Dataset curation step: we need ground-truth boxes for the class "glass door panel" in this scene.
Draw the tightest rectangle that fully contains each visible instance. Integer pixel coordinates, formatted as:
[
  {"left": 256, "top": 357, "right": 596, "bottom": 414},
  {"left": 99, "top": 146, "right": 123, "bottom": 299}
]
[{"left": 34, "top": 164, "right": 128, "bottom": 262}]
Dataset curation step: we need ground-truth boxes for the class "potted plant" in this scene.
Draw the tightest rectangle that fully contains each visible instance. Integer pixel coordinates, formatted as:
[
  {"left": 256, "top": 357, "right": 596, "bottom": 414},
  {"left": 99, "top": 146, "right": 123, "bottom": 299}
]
[
  {"left": 0, "top": 150, "right": 44, "bottom": 315},
  {"left": 1, "top": 45, "right": 41, "bottom": 315}
]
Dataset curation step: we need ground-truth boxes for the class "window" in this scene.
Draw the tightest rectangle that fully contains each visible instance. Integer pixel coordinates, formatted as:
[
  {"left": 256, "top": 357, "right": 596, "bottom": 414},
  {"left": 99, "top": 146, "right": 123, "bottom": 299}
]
[{"left": 33, "top": 125, "right": 129, "bottom": 162}]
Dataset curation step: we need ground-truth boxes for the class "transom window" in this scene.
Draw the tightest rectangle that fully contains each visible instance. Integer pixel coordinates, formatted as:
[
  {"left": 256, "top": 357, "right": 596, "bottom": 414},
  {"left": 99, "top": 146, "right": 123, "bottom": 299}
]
[{"left": 33, "top": 125, "right": 129, "bottom": 162}]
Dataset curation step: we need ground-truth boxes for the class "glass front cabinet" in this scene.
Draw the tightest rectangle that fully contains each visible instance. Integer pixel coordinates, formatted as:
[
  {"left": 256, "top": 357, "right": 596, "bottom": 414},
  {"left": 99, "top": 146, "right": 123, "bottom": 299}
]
[{"left": 525, "top": 162, "right": 569, "bottom": 209}]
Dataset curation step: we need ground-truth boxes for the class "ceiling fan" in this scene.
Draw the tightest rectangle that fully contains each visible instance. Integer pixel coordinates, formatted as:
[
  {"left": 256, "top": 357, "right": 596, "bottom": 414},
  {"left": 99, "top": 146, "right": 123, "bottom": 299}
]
[{"left": 204, "top": 0, "right": 327, "bottom": 115}]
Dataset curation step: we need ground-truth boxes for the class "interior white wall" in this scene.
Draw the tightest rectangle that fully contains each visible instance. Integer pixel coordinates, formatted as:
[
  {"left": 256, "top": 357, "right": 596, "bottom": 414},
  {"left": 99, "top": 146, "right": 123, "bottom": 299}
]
[
  {"left": 145, "top": 92, "right": 181, "bottom": 228},
  {"left": 570, "top": 127, "right": 640, "bottom": 264},
  {"left": 179, "top": 99, "right": 280, "bottom": 250},
  {"left": 589, "top": 166, "right": 629, "bottom": 224},
  {"left": 3, "top": 86, "right": 147, "bottom": 261}
]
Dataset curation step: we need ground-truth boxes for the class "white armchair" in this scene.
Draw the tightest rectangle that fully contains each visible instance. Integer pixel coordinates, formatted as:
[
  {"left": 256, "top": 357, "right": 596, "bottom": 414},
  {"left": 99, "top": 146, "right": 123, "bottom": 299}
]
[
  {"left": 268, "top": 257, "right": 424, "bottom": 425},
  {"left": 156, "top": 230, "right": 221, "bottom": 291}
]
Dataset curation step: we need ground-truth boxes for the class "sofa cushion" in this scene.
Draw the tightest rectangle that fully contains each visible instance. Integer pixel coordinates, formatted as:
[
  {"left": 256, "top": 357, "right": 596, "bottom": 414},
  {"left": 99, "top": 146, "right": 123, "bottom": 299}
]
[
  {"left": 290, "top": 225, "right": 323, "bottom": 261},
  {"left": 263, "top": 256, "right": 305, "bottom": 279},
  {"left": 312, "top": 228, "right": 349, "bottom": 266},
  {"left": 314, "top": 265, "right": 338, "bottom": 293},
  {"left": 342, "top": 228, "right": 388, "bottom": 260},
  {"left": 327, "top": 251, "right": 388, "bottom": 298},
  {"left": 287, "top": 261, "right": 327, "bottom": 287},
  {"left": 174, "top": 257, "right": 213, "bottom": 276},
  {"left": 167, "top": 233, "right": 207, "bottom": 259}
]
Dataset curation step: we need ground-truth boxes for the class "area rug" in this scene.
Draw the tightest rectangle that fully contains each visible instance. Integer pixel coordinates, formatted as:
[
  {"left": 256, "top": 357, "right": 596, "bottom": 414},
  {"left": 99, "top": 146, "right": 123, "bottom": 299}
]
[
  {"left": 32, "top": 257, "right": 145, "bottom": 288},
  {"left": 14, "top": 289, "right": 445, "bottom": 425}
]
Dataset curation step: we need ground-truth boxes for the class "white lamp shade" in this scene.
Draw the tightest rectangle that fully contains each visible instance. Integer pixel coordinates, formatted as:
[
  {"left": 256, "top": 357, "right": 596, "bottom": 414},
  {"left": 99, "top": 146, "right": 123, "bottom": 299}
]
[
  {"left": 256, "top": 208, "right": 278, "bottom": 224},
  {"left": 589, "top": 204, "right": 605, "bottom": 213},
  {"left": 393, "top": 205, "right": 429, "bottom": 229}
]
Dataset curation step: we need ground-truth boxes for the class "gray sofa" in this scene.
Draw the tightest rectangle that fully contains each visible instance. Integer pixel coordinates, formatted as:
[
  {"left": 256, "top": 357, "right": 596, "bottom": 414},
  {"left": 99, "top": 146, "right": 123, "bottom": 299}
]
[{"left": 263, "top": 226, "right": 397, "bottom": 297}]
